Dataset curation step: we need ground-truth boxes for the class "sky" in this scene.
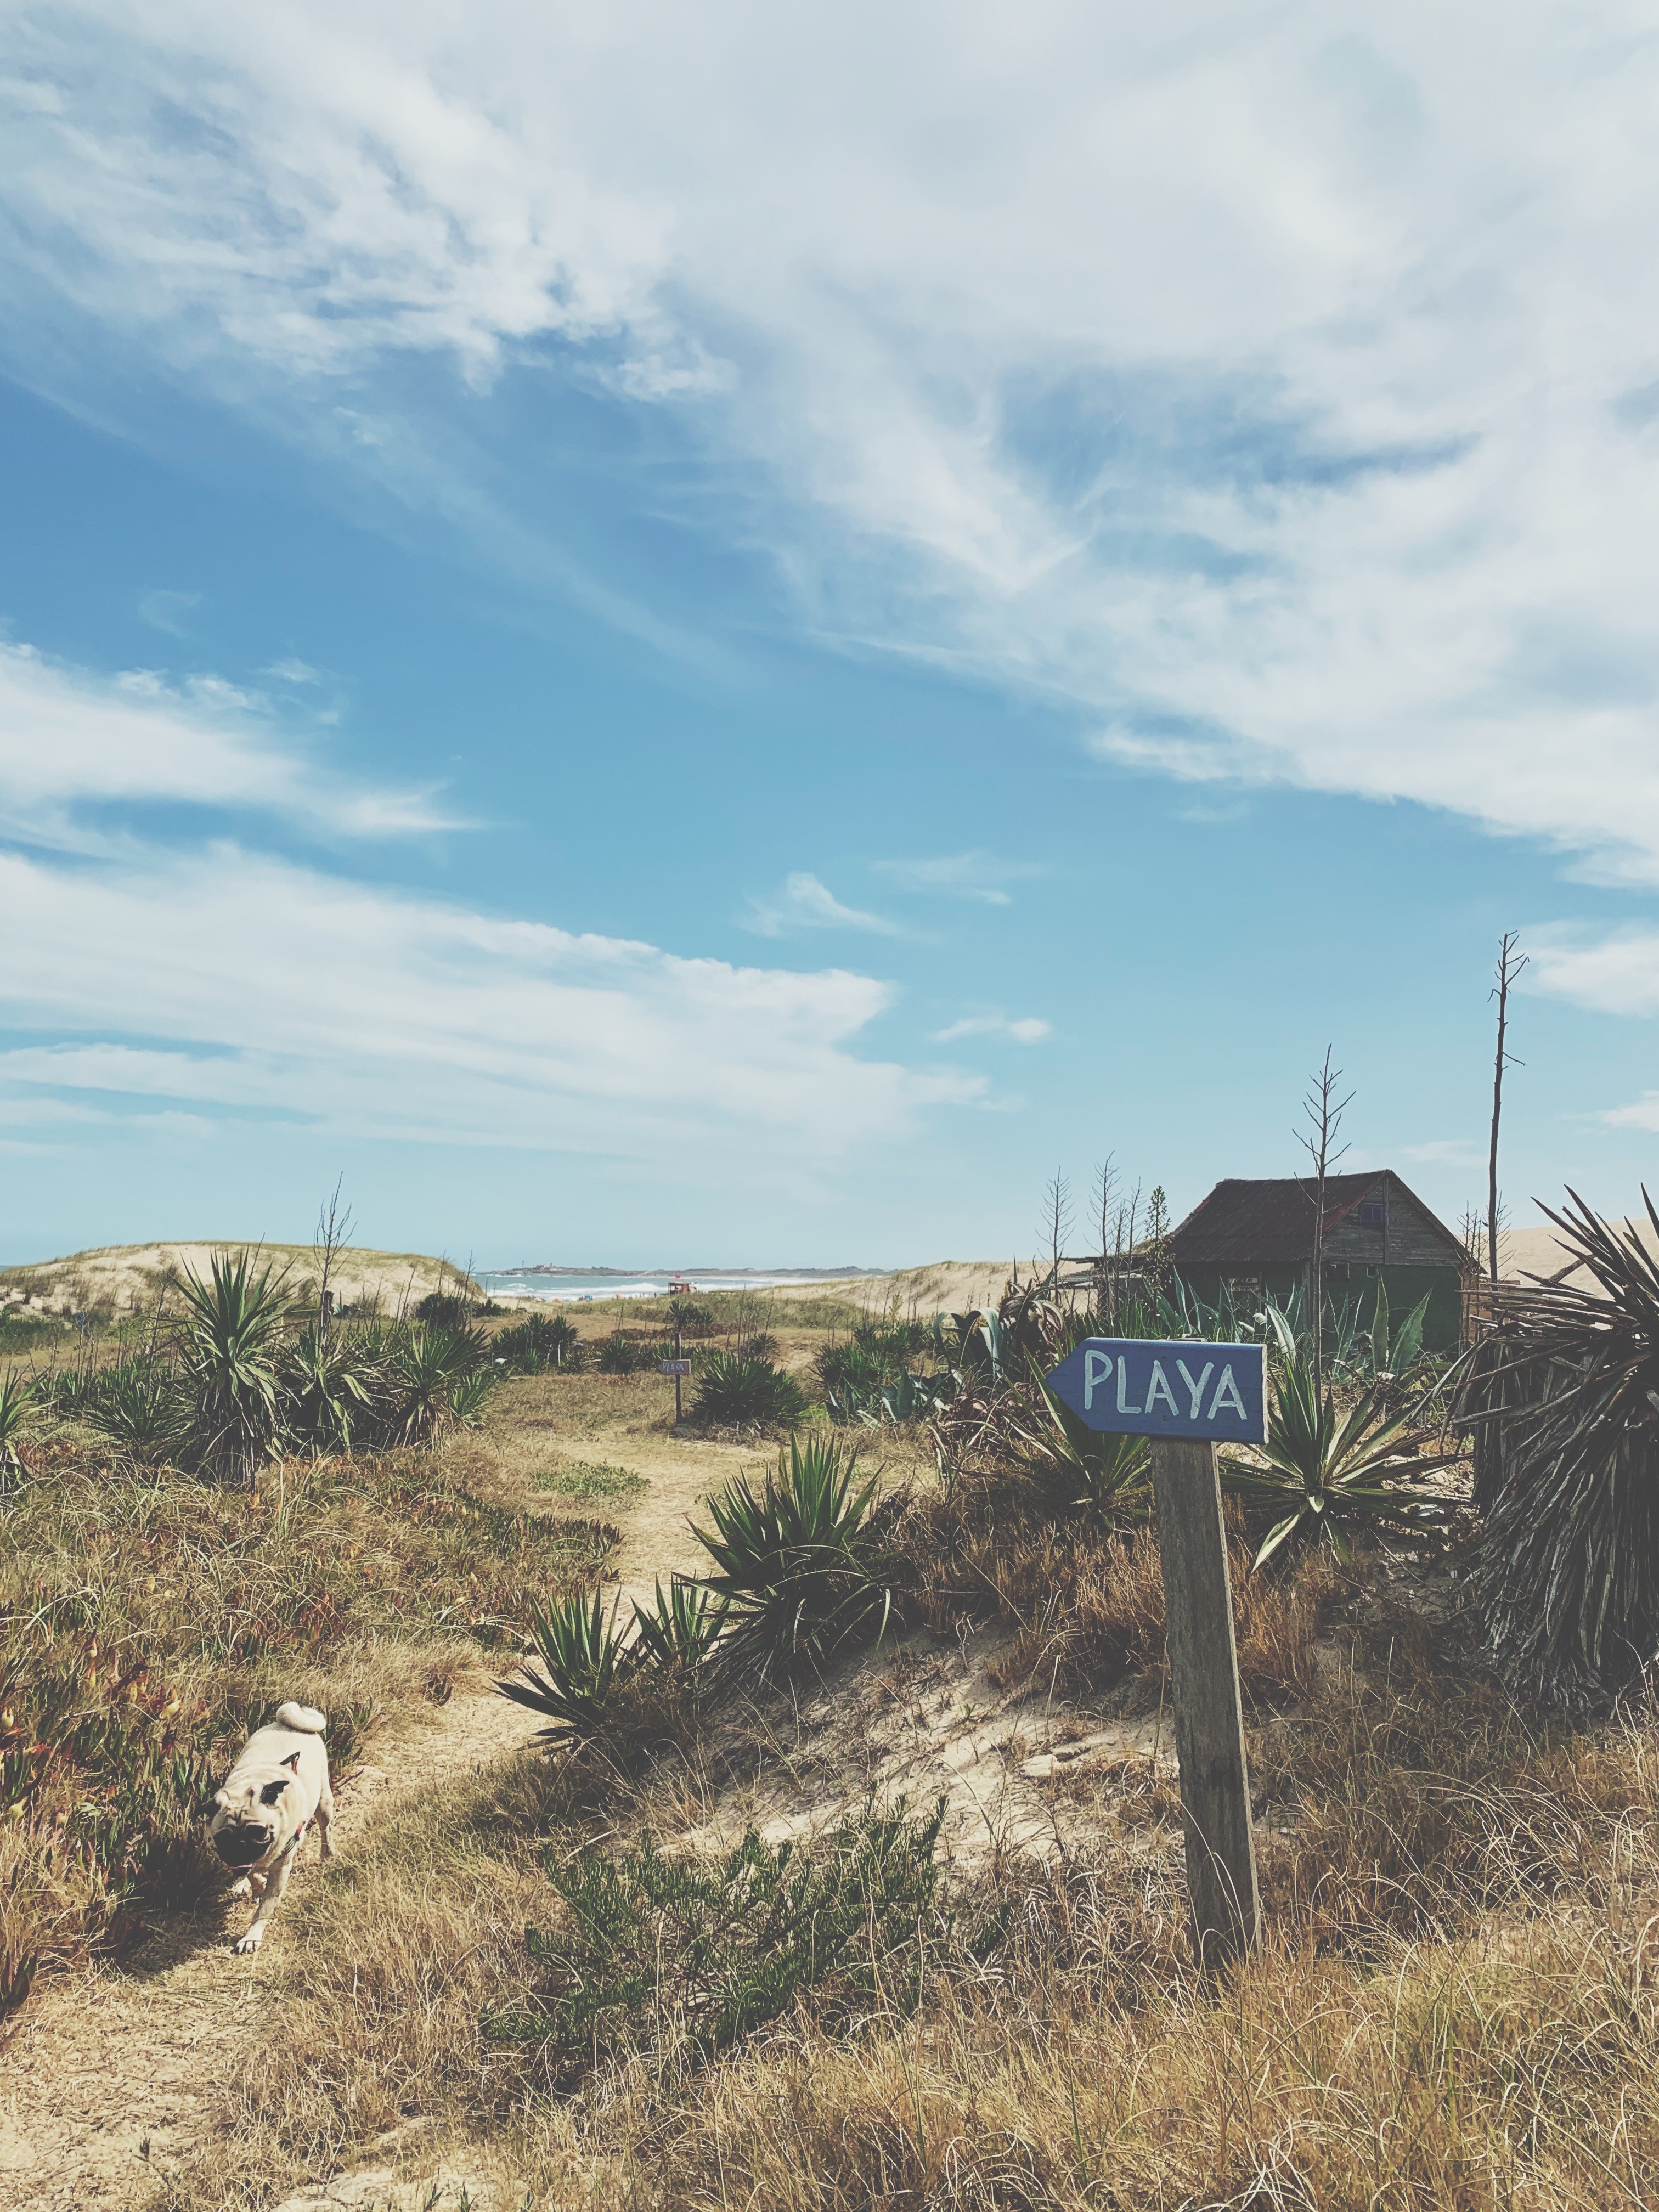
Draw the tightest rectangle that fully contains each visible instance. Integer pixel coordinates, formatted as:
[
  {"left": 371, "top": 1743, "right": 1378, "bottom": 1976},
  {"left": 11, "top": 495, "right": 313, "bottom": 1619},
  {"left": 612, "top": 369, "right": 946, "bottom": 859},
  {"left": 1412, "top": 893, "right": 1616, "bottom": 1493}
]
[{"left": 2, "top": 1, "right": 1658, "bottom": 1269}]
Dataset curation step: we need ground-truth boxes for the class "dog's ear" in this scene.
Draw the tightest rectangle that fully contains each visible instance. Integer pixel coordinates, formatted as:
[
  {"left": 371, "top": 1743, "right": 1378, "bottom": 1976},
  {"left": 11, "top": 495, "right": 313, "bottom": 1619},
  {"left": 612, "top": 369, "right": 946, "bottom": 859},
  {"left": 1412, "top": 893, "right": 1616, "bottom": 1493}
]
[{"left": 283, "top": 1751, "right": 302, "bottom": 1773}]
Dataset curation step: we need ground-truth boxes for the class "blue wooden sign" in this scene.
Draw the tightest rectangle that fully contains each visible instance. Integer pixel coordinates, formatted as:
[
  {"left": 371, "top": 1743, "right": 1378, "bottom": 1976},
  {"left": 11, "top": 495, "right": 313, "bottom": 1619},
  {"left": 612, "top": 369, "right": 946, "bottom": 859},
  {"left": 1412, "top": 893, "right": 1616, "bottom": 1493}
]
[{"left": 1045, "top": 1339, "right": 1267, "bottom": 1444}]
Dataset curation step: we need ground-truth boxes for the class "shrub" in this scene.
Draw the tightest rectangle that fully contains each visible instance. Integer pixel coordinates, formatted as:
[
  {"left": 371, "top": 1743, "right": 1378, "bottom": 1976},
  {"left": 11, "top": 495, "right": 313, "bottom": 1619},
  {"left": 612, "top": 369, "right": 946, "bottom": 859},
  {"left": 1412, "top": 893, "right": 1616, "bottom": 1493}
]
[
  {"left": 385, "top": 1324, "right": 489, "bottom": 1446},
  {"left": 414, "top": 1290, "right": 470, "bottom": 1328},
  {"left": 483, "top": 1797, "right": 946, "bottom": 2071},
  {"left": 594, "top": 1330, "right": 649, "bottom": 1375},
  {"left": 279, "top": 1325, "right": 374, "bottom": 1455},
  {"left": 694, "top": 1434, "right": 899, "bottom": 1683},
  {"left": 691, "top": 1352, "right": 806, "bottom": 1429},
  {"left": 0, "top": 1372, "right": 40, "bottom": 1491},
  {"left": 494, "top": 1312, "right": 581, "bottom": 1373},
  {"left": 629, "top": 1576, "right": 726, "bottom": 1675}
]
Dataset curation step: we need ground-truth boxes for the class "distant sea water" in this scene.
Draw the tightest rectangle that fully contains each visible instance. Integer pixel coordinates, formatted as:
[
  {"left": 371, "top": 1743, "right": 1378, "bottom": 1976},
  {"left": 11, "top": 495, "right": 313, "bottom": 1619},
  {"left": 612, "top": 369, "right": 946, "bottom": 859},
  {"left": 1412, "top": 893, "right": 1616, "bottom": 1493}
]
[{"left": 476, "top": 1269, "right": 862, "bottom": 1306}]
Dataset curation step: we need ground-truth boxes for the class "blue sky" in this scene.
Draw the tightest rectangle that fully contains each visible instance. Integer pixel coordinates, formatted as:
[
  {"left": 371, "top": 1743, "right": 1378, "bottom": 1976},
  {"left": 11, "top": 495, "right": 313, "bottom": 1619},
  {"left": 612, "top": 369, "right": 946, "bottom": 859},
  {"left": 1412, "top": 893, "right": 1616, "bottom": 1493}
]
[{"left": 3, "top": 1, "right": 1658, "bottom": 1268}]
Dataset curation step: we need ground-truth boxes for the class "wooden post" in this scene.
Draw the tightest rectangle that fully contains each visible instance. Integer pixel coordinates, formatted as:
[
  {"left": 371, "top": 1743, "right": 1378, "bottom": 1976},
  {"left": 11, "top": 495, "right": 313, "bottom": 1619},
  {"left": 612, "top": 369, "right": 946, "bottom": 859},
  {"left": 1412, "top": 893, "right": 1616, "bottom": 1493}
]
[
  {"left": 674, "top": 1319, "right": 683, "bottom": 1428},
  {"left": 1149, "top": 1436, "right": 1261, "bottom": 1972}
]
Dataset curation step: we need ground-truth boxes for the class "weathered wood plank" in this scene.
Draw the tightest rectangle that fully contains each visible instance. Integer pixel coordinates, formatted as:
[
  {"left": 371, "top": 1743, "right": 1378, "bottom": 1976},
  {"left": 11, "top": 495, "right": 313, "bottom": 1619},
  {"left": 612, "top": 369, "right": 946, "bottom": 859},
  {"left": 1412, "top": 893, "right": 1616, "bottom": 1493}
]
[{"left": 1149, "top": 1436, "right": 1261, "bottom": 1971}]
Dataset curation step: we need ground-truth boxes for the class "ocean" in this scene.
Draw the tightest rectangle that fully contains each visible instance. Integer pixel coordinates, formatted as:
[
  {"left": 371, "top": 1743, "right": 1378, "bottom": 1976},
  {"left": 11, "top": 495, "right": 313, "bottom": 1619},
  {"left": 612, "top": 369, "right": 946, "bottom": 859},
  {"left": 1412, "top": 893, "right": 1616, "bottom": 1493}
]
[{"left": 475, "top": 1270, "right": 855, "bottom": 1305}]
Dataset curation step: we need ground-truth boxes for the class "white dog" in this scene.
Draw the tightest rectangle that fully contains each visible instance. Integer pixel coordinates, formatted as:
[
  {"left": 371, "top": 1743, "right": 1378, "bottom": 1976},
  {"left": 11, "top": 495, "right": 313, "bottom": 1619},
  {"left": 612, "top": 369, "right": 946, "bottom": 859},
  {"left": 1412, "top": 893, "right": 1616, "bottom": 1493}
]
[{"left": 207, "top": 1700, "right": 334, "bottom": 1954}]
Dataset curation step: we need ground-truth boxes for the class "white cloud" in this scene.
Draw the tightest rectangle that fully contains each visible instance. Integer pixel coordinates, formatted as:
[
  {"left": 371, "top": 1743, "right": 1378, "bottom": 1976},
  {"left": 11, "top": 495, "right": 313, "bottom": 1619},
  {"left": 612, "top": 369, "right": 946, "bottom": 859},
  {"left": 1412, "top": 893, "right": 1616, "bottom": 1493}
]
[
  {"left": 932, "top": 1013, "right": 1051, "bottom": 1045},
  {"left": 874, "top": 851, "right": 1045, "bottom": 906},
  {"left": 0, "top": 845, "right": 978, "bottom": 1160},
  {"left": 1526, "top": 927, "right": 1659, "bottom": 1018},
  {"left": 0, "top": 639, "right": 977, "bottom": 1167},
  {"left": 0, "top": 641, "right": 460, "bottom": 846},
  {"left": 744, "top": 872, "right": 898, "bottom": 938},
  {"left": 7, "top": 7, "right": 1659, "bottom": 874}
]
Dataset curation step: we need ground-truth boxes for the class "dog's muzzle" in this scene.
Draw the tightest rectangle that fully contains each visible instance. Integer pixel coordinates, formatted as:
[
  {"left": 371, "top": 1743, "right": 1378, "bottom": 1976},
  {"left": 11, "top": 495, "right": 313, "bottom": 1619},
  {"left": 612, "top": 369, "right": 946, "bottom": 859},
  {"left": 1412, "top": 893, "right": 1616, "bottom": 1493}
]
[{"left": 214, "top": 1824, "right": 273, "bottom": 1871}]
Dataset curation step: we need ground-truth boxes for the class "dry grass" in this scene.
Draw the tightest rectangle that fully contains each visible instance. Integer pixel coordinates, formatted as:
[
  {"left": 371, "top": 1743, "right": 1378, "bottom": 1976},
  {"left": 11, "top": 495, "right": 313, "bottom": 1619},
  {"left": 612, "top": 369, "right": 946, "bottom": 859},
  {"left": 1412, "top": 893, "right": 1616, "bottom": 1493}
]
[
  {"left": 900, "top": 1471, "right": 1343, "bottom": 1708},
  {"left": 0, "top": 1432, "right": 617, "bottom": 2010},
  {"left": 190, "top": 1625, "right": 1659, "bottom": 2211},
  {"left": 21, "top": 1329, "right": 1659, "bottom": 2212}
]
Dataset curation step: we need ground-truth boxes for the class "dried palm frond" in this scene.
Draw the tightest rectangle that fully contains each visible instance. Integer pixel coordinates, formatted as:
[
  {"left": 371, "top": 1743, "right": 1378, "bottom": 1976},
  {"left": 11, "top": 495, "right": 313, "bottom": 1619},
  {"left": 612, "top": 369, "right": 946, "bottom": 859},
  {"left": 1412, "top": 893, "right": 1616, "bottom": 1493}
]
[{"left": 1457, "top": 1187, "right": 1659, "bottom": 1703}]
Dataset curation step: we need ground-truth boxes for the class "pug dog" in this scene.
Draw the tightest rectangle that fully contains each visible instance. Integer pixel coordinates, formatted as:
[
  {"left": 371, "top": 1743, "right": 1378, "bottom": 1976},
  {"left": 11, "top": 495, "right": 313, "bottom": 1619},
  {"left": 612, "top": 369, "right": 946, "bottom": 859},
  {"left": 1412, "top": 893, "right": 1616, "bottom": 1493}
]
[{"left": 206, "top": 1700, "right": 334, "bottom": 1953}]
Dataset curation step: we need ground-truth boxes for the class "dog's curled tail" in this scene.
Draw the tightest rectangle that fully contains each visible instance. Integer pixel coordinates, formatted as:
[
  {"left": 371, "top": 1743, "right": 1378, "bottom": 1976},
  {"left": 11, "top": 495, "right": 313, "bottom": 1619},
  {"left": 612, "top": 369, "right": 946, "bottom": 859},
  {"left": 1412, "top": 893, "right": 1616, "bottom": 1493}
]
[{"left": 274, "top": 1700, "right": 328, "bottom": 1735}]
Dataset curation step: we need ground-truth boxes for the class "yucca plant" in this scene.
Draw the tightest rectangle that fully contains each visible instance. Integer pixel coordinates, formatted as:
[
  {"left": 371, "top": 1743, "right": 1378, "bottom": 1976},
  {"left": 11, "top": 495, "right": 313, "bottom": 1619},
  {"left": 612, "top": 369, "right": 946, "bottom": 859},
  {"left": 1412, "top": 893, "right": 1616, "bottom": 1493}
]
[
  {"left": 630, "top": 1577, "right": 727, "bottom": 1675},
  {"left": 1458, "top": 1189, "right": 1659, "bottom": 1702},
  {"left": 1222, "top": 1333, "right": 1458, "bottom": 1568},
  {"left": 280, "top": 1324, "right": 375, "bottom": 1455},
  {"left": 174, "top": 1251, "right": 293, "bottom": 1487},
  {"left": 693, "top": 1434, "right": 896, "bottom": 1683},
  {"left": 494, "top": 1312, "right": 580, "bottom": 1373},
  {"left": 386, "top": 1323, "right": 488, "bottom": 1446},
  {"left": 0, "top": 1372, "right": 39, "bottom": 1492},
  {"left": 447, "top": 1370, "right": 496, "bottom": 1428},
  {"left": 79, "top": 1358, "right": 181, "bottom": 1465},
  {"left": 494, "top": 1587, "right": 634, "bottom": 1745},
  {"left": 691, "top": 1352, "right": 806, "bottom": 1430}
]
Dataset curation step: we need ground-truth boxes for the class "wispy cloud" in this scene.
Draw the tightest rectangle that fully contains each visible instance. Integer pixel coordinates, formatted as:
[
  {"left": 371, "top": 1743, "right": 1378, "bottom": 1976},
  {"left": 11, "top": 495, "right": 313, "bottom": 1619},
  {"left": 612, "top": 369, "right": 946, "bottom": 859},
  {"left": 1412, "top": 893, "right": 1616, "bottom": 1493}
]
[
  {"left": 0, "top": 847, "right": 975, "bottom": 1160},
  {"left": 874, "top": 852, "right": 1046, "bottom": 907},
  {"left": 138, "top": 588, "right": 201, "bottom": 636},
  {"left": 744, "top": 872, "right": 899, "bottom": 938},
  {"left": 932, "top": 1013, "right": 1051, "bottom": 1045},
  {"left": 1399, "top": 1138, "right": 1480, "bottom": 1166},
  {"left": 0, "top": 642, "right": 461, "bottom": 847},
  {"left": 9, "top": 8, "right": 1659, "bottom": 880},
  {"left": 0, "top": 641, "right": 978, "bottom": 1167}
]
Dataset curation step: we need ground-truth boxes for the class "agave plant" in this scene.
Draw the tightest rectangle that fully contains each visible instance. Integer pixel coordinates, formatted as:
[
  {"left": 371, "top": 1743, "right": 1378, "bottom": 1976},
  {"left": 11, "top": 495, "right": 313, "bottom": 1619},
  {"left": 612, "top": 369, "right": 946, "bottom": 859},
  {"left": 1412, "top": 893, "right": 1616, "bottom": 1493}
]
[
  {"left": 0, "top": 1371, "right": 39, "bottom": 1492},
  {"left": 1222, "top": 1345, "right": 1458, "bottom": 1568},
  {"left": 1012, "top": 1376, "right": 1152, "bottom": 1517},
  {"left": 495, "top": 1587, "right": 634, "bottom": 1744},
  {"left": 174, "top": 1251, "right": 294, "bottom": 1487},
  {"left": 1458, "top": 1189, "right": 1659, "bottom": 1701},
  {"left": 630, "top": 1577, "right": 727, "bottom": 1675},
  {"left": 693, "top": 1434, "right": 895, "bottom": 1683}
]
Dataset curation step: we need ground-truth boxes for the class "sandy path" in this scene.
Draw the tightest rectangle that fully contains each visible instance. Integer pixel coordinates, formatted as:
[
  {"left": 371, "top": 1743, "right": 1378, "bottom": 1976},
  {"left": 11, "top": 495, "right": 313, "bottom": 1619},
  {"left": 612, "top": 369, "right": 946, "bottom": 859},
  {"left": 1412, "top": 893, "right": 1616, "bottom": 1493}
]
[
  {"left": 0, "top": 1402, "right": 760, "bottom": 2211},
  {"left": 0, "top": 1687, "right": 544, "bottom": 2212}
]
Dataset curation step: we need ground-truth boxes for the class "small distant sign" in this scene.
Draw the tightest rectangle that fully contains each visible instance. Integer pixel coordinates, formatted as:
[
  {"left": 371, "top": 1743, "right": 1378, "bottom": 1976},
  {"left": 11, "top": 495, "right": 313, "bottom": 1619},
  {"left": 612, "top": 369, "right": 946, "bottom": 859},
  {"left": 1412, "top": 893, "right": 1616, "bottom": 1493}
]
[
  {"left": 659, "top": 1358, "right": 692, "bottom": 1376},
  {"left": 1046, "top": 1339, "right": 1266, "bottom": 1444}
]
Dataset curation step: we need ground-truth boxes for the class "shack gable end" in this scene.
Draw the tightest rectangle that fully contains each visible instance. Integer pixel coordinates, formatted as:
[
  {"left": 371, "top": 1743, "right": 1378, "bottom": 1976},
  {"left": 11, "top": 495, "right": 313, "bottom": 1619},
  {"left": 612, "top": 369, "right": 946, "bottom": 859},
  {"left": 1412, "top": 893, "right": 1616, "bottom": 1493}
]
[{"left": 1167, "top": 1171, "right": 1466, "bottom": 1274}]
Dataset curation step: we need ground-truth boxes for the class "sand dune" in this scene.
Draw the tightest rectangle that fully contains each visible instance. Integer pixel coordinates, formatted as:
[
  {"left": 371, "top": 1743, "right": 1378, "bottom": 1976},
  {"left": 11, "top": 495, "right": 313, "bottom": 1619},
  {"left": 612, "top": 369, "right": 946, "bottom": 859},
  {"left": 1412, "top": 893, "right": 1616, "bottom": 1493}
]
[{"left": 1, "top": 1242, "right": 477, "bottom": 1317}]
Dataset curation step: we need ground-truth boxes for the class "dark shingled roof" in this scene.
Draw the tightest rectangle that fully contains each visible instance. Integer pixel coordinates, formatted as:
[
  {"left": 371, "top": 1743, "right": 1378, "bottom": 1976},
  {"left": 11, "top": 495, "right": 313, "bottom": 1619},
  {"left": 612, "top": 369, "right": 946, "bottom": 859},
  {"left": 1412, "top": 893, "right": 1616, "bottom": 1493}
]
[{"left": 1165, "top": 1172, "right": 1460, "bottom": 1268}]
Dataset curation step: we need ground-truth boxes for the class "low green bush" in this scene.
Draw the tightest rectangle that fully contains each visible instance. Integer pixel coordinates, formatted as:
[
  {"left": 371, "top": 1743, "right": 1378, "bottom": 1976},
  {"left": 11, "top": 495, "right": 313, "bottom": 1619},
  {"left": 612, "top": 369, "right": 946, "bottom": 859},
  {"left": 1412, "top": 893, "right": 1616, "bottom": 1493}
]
[
  {"left": 482, "top": 1796, "right": 947, "bottom": 2071},
  {"left": 532, "top": 1460, "right": 647, "bottom": 1504},
  {"left": 494, "top": 1312, "right": 582, "bottom": 1373},
  {"left": 691, "top": 1352, "right": 806, "bottom": 1429}
]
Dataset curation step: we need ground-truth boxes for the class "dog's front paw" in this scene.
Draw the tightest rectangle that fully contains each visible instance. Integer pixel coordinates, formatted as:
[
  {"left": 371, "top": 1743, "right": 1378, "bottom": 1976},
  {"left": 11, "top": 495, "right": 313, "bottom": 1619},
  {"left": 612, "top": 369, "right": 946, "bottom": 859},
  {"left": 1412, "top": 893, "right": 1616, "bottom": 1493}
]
[
  {"left": 228, "top": 1877, "right": 252, "bottom": 1899},
  {"left": 230, "top": 1925, "right": 266, "bottom": 1956}
]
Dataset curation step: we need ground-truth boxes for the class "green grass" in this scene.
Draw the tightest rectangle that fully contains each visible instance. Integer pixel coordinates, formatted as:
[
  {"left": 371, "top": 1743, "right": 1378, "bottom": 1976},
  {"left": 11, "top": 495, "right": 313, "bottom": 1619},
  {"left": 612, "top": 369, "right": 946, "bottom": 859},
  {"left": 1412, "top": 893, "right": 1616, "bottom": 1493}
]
[{"left": 532, "top": 1458, "right": 648, "bottom": 1503}]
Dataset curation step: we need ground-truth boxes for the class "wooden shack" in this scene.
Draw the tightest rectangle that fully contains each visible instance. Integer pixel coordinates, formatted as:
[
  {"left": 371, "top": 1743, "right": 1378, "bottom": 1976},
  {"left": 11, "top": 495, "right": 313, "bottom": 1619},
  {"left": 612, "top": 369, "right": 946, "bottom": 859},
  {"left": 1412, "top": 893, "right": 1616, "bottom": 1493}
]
[{"left": 1165, "top": 1171, "right": 1470, "bottom": 1351}]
